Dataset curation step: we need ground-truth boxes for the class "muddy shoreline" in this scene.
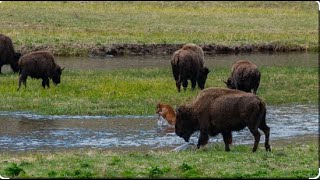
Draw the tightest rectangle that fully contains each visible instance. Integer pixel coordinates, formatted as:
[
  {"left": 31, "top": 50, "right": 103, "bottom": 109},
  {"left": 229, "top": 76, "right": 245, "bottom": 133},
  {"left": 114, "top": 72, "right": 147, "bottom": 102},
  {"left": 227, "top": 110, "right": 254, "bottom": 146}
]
[
  {"left": 18, "top": 43, "right": 309, "bottom": 57},
  {"left": 87, "top": 43, "right": 309, "bottom": 57}
]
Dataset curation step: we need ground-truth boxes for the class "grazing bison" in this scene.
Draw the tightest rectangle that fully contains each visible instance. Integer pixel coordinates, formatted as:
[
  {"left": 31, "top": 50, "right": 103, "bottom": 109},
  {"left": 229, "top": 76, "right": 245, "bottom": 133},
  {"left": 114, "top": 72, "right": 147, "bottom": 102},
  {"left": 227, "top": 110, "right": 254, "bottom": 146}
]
[
  {"left": 175, "top": 87, "right": 271, "bottom": 152},
  {"left": 224, "top": 60, "right": 261, "bottom": 94},
  {"left": 171, "top": 43, "right": 210, "bottom": 92},
  {"left": 17, "top": 51, "right": 64, "bottom": 90},
  {"left": 0, "top": 34, "right": 22, "bottom": 73}
]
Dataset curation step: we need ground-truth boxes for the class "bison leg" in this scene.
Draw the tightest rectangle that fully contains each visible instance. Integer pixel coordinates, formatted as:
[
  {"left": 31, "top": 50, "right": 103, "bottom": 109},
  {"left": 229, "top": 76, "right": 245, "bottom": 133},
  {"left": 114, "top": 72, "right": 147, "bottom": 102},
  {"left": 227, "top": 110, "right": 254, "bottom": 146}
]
[
  {"left": 42, "top": 77, "right": 50, "bottom": 89},
  {"left": 17, "top": 74, "right": 27, "bottom": 91},
  {"left": 176, "top": 80, "right": 181, "bottom": 92},
  {"left": 222, "top": 131, "right": 232, "bottom": 152},
  {"left": 259, "top": 122, "right": 271, "bottom": 152},
  {"left": 197, "top": 130, "right": 209, "bottom": 149},
  {"left": 191, "top": 79, "right": 197, "bottom": 91},
  {"left": 249, "top": 128, "right": 261, "bottom": 152},
  {"left": 182, "top": 80, "right": 188, "bottom": 91}
]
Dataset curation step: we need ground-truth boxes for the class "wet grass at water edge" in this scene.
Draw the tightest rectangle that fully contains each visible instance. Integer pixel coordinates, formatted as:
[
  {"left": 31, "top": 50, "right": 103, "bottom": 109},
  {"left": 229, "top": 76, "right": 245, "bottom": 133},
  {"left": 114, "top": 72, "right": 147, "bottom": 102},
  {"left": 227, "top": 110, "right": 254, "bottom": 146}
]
[
  {"left": 0, "top": 136, "right": 317, "bottom": 178},
  {"left": 0, "top": 66, "right": 317, "bottom": 115}
]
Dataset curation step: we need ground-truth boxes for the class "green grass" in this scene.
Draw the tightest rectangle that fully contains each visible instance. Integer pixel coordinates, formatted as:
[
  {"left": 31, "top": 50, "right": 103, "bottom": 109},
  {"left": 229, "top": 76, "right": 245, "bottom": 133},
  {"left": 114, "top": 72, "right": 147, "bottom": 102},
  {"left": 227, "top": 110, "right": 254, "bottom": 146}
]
[
  {"left": 0, "top": 1, "right": 317, "bottom": 56},
  {"left": 0, "top": 66, "right": 317, "bottom": 115},
  {"left": 0, "top": 136, "right": 317, "bottom": 178}
]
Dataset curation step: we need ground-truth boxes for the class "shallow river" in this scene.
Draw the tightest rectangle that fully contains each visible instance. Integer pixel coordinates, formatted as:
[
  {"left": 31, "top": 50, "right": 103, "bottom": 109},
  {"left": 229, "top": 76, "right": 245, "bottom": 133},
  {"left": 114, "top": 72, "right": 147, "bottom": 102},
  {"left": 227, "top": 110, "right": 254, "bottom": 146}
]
[
  {"left": 0, "top": 104, "right": 318, "bottom": 152},
  {"left": 54, "top": 52, "right": 317, "bottom": 70}
]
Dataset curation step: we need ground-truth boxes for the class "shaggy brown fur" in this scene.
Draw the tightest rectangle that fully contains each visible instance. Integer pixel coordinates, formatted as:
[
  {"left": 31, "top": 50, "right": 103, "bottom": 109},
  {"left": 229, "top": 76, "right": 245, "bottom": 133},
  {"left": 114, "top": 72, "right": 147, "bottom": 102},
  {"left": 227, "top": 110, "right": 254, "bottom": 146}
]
[
  {"left": 224, "top": 60, "right": 261, "bottom": 94},
  {"left": 171, "top": 43, "right": 209, "bottom": 92},
  {"left": 0, "top": 34, "right": 21, "bottom": 73},
  {"left": 175, "top": 87, "right": 271, "bottom": 152},
  {"left": 17, "top": 51, "right": 64, "bottom": 90},
  {"left": 156, "top": 103, "right": 176, "bottom": 126}
]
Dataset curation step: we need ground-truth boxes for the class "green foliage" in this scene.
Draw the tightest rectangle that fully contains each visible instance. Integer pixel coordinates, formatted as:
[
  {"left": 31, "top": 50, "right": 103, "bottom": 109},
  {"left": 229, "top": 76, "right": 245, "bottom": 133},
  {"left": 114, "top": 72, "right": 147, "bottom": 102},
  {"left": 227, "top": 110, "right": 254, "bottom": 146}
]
[
  {"left": 4, "top": 163, "right": 25, "bottom": 177},
  {"left": 148, "top": 166, "right": 164, "bottom": 178},
  {"left": 179, "top": 162, "right": 193, "bottom": 172}
]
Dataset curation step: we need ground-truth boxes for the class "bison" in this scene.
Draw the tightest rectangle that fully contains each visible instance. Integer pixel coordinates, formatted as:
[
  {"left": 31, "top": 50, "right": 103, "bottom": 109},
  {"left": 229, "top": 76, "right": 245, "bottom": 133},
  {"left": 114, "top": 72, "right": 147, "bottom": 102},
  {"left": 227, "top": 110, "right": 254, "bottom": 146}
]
[
  {"left": 17, "top": 51, "right": 64, "bottom": 90},
  {"left": 175, "top": 87, "right": 271, "bottom": 152},
  {"left": 0, "top": 34, "right": 22, "bottom": 73},
  {"left": 171, "top": 43, "right": 210, "bottom": 92},
  {"left": 156, "top": 103, "right": 176, "bottom": 126},
  {"left": 224, "top": 60, "right": 261, "bottom": 94}
]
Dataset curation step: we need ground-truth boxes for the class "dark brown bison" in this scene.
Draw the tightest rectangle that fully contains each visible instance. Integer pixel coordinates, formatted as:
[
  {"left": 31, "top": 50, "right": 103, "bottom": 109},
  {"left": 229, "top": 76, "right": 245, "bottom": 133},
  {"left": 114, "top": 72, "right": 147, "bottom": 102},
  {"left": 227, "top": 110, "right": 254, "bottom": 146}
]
[
  {"left": 0, "top": 34, "right": 22, "bottom": 73},
  {"left": 17, "top": 51, "right": 64, "bottom": 90},
  {"left": 224, "top": 60, "right": 261, "bottom": 94},
  {"left": 175, "top": 87, "right": 271, "bottom": 152},
  {"left": 171, "top": 43, "right": 210, "bottom": 92}
]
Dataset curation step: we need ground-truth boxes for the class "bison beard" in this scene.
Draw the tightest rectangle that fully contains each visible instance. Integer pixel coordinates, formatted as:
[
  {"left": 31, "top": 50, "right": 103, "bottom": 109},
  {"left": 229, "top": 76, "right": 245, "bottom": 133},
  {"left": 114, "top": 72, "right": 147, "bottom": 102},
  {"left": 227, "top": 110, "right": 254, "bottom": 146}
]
[{"left": 175, "top": 87, "right": 271, "bottom": 152}]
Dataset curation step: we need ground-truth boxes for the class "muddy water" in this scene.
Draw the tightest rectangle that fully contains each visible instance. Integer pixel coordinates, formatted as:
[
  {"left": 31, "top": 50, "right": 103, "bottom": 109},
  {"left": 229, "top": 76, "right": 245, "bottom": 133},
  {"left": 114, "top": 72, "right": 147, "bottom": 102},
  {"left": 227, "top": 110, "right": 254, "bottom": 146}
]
[
  {"left": 0, "top": 104, "right": 318, "bottom": 152},
  {"left": 54, "top": 52, "right": 317, "bottom": 70}
]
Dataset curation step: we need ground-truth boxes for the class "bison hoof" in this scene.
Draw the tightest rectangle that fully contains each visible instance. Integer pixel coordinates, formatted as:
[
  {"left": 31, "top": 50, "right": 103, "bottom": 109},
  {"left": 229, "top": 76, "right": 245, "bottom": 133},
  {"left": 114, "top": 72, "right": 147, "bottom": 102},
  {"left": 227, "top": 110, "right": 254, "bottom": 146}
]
[{"left": 265, "top": 145, "right": 271, "bottom": 152}]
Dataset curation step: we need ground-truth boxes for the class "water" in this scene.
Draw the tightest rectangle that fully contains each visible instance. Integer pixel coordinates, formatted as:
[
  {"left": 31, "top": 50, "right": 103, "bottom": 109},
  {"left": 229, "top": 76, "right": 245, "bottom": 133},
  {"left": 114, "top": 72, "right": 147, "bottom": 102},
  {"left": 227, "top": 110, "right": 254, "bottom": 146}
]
[
  {"left": 50, "top": 52, "right": 317, "bottom": 70},
  {"left": 0, "top": 104, "right": 318, "bottom": 152}
]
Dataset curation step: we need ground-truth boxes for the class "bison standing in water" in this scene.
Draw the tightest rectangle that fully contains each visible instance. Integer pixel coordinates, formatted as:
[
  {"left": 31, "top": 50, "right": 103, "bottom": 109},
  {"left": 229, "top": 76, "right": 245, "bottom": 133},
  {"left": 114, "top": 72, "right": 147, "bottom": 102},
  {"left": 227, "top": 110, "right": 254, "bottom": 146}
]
[
  {"left": 171, "top": 43, "right": 210, "bottom": 92},
  {"left": 0, "top": 34, "right": 22, "bottom": 73},
  {"left": 17, "top": 51, "right": 64, "bottom": 90},
  {"left": 224, "top": 60, "right": 261, "bottom": 94},
  {"left": 175, "top": 87, "right": 271, "bottom": 152}
]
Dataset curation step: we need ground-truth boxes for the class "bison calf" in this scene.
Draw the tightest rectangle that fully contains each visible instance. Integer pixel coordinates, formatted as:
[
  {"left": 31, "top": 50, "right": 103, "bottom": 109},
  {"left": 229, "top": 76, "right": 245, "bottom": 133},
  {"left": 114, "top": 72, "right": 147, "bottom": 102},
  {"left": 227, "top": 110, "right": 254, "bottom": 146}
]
[
  {"left": 175, "top": 87, "right": 271, "bottom": 152},
  {"left": 224, "top": 60, "right": 260, "bottom": 94},
  {"left": 171, "top": 43, "right": 210, "bottom": 92},
  {"left": 0, "top": 34, "right": 22, "bottom": 74},
  {"left": 17, "top": 51, "right": 64, "bottom": 90},
  {"left": 156, "top": 103, "right": 176, "bottom": 126}
]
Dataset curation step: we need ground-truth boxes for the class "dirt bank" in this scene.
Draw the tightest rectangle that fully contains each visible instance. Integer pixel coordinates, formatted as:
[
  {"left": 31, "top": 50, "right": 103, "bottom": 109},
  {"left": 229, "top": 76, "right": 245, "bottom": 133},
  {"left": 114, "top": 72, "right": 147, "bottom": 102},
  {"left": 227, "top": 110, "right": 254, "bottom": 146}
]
[
  {"left": 18, "top": 43, "right": 308, "bottom": 57},
  {"left": 89, "top": 43, "right": 308, "bottom": 57}
]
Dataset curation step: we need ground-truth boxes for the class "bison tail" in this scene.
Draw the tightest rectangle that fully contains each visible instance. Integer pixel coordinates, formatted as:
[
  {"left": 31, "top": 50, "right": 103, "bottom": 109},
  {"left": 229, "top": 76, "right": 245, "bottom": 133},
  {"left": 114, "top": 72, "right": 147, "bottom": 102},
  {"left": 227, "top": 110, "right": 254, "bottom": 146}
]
[{"left": 258, "top": 101, "right": 267, "bottom": 128}]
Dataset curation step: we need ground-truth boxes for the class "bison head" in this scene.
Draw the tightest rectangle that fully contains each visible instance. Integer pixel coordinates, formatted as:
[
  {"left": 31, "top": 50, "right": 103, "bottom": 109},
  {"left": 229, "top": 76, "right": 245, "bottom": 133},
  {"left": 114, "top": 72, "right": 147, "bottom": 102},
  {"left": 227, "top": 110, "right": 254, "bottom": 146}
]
[
  {"left": 197, "top": 67, "right": 210, "bottom": 90},
  {"left": 51, "top": 66, "right": 64, "bottom": 85},
  {"left": 10, "top": 52, "right": 22, "bottom": 73},
  {"left": 224, "top": 77, "right": 236, "bottom": 89},
  {"left": 175, "top": 105, "right": 198, "bottom": 142}
]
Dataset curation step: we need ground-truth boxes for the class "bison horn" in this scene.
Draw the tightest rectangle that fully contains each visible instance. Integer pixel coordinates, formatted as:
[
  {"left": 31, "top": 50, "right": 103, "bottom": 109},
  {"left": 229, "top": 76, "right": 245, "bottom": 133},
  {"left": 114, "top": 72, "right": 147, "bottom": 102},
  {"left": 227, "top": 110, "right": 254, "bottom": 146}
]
[{"left": 61, "top": 67, "right": 65, "bottom": 71}]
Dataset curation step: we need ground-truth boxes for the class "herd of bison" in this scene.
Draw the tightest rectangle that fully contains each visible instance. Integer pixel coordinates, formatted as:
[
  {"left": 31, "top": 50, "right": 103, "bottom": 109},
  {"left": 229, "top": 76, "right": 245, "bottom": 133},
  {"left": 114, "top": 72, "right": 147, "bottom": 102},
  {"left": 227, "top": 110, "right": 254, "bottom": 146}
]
[{"left": 1, "top": 33, "right": 270, "bottom": 152}]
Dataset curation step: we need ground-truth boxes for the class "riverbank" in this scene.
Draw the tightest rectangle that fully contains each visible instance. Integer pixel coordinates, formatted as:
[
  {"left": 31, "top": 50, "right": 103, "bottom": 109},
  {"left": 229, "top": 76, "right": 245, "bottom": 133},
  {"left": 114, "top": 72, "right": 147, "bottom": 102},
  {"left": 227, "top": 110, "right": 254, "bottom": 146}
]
[
  {"left": 0, "top": 66, "right": 317, "bottom": 116},
  {"left": 0, "top": 1, "right": 317, "bottom": 56},
  {"left": 0, "top": 135, "right": 317, "bottom": 178}
]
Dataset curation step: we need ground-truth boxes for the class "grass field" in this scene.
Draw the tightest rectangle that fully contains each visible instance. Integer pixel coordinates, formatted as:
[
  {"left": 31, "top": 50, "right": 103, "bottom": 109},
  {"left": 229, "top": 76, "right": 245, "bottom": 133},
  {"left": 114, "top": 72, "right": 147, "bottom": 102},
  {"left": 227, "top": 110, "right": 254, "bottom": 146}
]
[
  {"left": 0, "top": 1, "right": 318, "bottom": 179},
  {"left": 0, "top": 136, "right": 318, "bottom": 178},
  {"left": 0, "top": 1, "right": 317, "bottom": 56},
  {"left": 0, "top": 66, "right": 317, "bottom": 115}
]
